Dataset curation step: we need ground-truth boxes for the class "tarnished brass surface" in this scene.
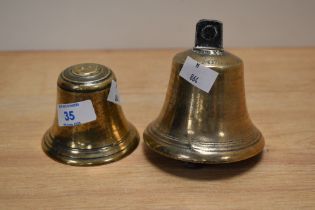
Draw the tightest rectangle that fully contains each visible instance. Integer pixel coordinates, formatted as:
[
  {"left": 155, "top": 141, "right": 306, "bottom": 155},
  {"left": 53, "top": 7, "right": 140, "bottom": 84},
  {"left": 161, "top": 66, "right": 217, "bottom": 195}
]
[
  {"left": 144, "top": 20, "right": 264, "bottom": 164},
  {"left": 42, "top": 63, "right": 139, "bottom": 166}
]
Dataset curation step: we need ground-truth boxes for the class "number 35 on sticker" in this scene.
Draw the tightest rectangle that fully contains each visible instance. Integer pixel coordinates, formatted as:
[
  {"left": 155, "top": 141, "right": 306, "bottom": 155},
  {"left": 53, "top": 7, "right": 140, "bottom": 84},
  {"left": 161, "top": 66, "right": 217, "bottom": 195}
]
[
  {"left": 57, "top": 100, "right": 96, "bottom": 127},
  {"left": 179, "top": 56, "right": 218, "bottom": 93},
  {"left": 63, "top": 111, "right": 75, "bottom": 121}
]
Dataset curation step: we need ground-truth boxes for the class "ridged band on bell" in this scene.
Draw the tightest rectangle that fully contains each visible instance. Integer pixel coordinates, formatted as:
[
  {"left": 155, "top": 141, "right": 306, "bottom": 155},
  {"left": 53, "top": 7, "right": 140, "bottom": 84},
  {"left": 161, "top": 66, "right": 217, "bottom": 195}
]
[
  {"left": 42, "top": 63, "right": 139, "bottom": 166},
  {"left": 143, "top": 20, "right": 264, "bottom": 164}
]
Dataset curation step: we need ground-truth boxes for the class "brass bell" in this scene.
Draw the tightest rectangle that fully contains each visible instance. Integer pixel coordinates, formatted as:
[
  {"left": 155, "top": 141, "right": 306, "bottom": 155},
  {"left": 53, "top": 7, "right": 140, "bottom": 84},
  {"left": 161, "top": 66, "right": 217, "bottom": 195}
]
[
  {"left": 144, "top": 20, "right": 264, "bottom": 164},
  {"left": 42, "top": 63, "right": 139, "bottom": 166}
]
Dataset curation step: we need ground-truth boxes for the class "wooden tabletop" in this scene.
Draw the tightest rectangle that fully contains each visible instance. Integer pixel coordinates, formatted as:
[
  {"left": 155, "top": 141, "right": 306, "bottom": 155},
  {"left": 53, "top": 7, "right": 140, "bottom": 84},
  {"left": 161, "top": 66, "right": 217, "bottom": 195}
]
[{"left": 0, "top": 49, "right": 314, "bottom": 210}]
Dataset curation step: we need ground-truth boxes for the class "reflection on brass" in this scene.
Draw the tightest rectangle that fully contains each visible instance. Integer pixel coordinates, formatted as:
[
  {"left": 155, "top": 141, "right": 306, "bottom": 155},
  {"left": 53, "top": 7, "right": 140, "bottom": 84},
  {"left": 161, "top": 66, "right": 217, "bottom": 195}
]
[
  {"left": 42, "top": 63, "right": 139, "bottom": 166},
  {"left": 144, "top": 20, "right": 264, "bottom": 164}
]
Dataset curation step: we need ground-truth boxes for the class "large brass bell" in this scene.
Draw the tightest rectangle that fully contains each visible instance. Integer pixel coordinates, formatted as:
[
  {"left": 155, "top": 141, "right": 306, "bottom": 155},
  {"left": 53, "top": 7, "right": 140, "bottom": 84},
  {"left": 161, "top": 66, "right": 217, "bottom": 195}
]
[
  {"left": 42, "top": 63, "right": 139, "bottom": 166},
  {"left": 144, "top": 20, "right": 264, "bottom": 164}
]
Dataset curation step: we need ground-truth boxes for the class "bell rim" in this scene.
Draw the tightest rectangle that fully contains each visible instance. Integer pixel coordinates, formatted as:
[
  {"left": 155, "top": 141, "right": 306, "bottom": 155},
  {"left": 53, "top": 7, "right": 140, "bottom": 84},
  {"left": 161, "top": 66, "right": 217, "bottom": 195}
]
[
  {"left": 143, "top": 126, "right": 265, "bottom": 164},
  {"left": 42, "top": 124, "right": 139, "bottom": 166}
]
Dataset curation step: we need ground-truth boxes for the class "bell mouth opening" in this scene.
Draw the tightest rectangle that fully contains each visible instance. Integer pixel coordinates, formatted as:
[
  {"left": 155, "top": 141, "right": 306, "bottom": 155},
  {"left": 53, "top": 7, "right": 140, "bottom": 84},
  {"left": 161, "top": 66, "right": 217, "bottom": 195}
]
[
  {"left": 42, "top": 124, "right": 139, "bottom": 166},
  {"left": 143, "top": 125, "right": 264, "bottom": 164}
]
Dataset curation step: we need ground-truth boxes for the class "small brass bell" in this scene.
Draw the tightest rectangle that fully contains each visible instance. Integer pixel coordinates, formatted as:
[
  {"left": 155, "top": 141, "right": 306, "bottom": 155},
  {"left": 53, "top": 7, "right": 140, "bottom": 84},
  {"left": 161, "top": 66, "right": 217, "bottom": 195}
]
[
  {"left": 144, "top": 20, "right": 264, "bottom": 164},
  {"left": 42, "top": 63, "right": 139, "bottom": 166}
]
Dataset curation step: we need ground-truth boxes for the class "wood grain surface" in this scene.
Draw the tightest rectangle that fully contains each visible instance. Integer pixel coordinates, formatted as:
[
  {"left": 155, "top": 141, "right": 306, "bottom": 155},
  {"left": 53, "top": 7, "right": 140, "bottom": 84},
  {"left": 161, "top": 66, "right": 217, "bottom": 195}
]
[{"left": 0, "top": 49, "right": 314, "bottom": 210}]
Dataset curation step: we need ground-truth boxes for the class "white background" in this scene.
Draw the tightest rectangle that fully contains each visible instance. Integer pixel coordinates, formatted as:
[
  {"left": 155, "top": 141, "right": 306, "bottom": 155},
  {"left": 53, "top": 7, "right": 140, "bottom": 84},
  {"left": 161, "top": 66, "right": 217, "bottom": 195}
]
[{"left": 0, "top": 0, "right": 314, "bottom": 50}]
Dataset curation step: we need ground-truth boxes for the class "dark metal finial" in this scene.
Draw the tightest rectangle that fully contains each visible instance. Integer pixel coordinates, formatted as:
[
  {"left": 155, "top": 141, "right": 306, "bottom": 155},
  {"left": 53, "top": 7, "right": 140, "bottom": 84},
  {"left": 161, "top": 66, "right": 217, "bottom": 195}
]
[{"left": 195, "top": 19, "right": 223, "bottom": 48}]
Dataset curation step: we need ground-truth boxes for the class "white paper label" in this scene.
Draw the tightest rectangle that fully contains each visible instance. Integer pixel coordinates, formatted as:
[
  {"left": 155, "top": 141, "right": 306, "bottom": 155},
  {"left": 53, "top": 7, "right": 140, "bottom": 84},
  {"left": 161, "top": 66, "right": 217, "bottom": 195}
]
[
  {"left": 179, "top": 56, "right": 219, "bottom": 93},
  {"left": 57, "top": 100, "right": 96, "bottom": 127},
  {"left": 107, "top": 80, "right": 121, "bottom": 105}
]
